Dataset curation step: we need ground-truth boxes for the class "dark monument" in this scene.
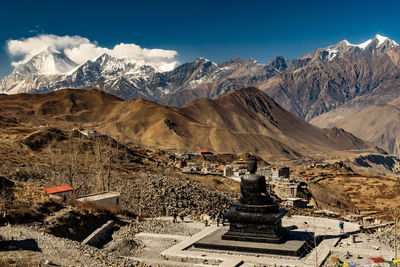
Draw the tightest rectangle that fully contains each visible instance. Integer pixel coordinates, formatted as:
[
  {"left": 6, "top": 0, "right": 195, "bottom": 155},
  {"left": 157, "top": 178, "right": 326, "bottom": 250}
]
[
  {"left": 222, "top": 160, "right": 288, "bottom": 243},
  {"left": 192, "top": 159, "right": 311, "bottom": 256}
]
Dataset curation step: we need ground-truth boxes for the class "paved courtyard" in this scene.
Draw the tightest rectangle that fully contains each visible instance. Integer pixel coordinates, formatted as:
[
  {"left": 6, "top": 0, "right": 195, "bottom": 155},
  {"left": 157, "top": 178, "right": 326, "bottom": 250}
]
[{"left": 124, "top": 215, "right": 393, "bottom": 266}]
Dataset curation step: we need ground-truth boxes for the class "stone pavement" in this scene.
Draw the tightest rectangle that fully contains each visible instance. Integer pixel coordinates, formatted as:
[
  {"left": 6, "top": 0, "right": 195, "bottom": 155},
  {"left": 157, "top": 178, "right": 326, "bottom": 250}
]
[
  {"left": 157, "top": 215, "right": 362, "bottom": 266},
  {"left": 135, "top": 232, "right": 188, "bottom": 241}
]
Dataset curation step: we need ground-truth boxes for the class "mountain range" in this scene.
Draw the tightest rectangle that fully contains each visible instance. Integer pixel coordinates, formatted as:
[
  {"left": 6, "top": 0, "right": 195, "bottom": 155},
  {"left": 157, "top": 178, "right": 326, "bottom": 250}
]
[
  {"left": 1, "top": 34, "right": 400, "bottom": 155},
  {"left": 0, "top": 87, "right": 377, "bottom": 160},
  {"left": 2, "top": 34, "right": 397, "bottom": 114}
]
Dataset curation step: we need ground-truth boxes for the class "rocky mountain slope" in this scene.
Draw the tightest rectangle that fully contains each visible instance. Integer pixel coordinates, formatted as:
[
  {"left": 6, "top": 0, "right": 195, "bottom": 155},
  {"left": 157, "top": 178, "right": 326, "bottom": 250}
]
[
  {"left": 0, "top": 87, "right": 378, "bottom": 160},
  {"left": 311, "top": 95, "right": 400, "bottom": 156}
]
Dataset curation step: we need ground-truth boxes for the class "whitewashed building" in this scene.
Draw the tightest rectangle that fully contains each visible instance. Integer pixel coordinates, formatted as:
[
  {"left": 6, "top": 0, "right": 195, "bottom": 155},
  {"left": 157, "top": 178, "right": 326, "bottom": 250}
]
[{"left": 76, "top": 191, "right": 121, "bottom": 208}]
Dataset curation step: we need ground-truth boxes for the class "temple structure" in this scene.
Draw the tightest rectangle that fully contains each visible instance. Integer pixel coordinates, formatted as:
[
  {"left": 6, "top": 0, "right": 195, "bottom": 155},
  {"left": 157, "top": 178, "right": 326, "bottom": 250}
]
[
  {"left": 222, "top": 160, "right": 288, "bottom": 243},
  {"left": 193, "top": 159, "right": 311, "bottom": 256}
]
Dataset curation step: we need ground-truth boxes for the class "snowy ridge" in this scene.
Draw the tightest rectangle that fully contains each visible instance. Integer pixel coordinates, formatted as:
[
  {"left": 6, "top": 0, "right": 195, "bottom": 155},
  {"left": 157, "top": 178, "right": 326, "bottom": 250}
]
[
  {"left": 344, "top": 34, "right": 395, "bottom": 49},
  {"left": 306, "top": 34, "right": 399, "bottom": 62}
]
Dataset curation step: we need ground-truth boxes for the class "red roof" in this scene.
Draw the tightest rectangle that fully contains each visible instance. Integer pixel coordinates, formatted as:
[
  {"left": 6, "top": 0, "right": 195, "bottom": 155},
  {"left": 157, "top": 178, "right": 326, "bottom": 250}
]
[
  {"left": 43, "top": 185, "right": 73, "bottom": 194},
  {"left": 196, "top": 149, "right": 211, "bottom": 153}
]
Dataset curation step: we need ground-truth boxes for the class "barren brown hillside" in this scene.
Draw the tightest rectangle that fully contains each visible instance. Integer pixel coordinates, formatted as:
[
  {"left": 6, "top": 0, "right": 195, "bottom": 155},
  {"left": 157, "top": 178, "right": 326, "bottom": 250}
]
[
  {"left": 0, "top": 89, "right": 122, "bottom": 127},
  {"left": 0, "top": 87, "right": 379, "bottom": 160},
  {"left": 311, "top": 95, "right": 400, "bottom": 156}
]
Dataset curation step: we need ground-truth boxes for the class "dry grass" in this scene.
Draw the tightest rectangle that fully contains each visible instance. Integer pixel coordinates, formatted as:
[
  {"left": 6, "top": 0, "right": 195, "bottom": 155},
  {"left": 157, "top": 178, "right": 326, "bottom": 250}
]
[
  {"left": 74, "top": 199, "right": 136, "bottom": 218},
  {"left": 0, "top": 258, "right": 40, "bottom": 267},
  {"left": 307, "top": 166, "right": 400, "bottom": 217},
  {"left": 5, "top": 201, "right": 62, "bottom": 225}
]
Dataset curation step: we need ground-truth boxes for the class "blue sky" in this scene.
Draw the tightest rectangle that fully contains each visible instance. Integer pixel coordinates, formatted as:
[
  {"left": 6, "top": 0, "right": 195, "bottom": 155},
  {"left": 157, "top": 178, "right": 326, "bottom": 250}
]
[{"left": 0, "top": 0, "right": 399, "bottom": 78}]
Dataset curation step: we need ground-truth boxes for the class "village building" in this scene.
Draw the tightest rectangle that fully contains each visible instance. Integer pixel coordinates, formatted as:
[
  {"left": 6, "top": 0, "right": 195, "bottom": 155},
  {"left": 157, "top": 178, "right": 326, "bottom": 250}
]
[
  {"left": 272, "top": 167, "right": 290, "bottom": 182},
  {"left": 177, "top": 160, "right": 187, "bottom": 168},
  {"left": 233, "top": 169, "right": 247, "bottom": 177},
  {"left": 232, "top": 159, "right": 247, "bottom": 168},
  {"left": 285, "top": 197, "right": 308, "bottom": 208},
  {"left": 256, "top": 166, "right": 272, "bottom": 179},
  {"left": 344, "top": 214, "right": 364, "bottom": 222},
  {"left": 76, "top": 129, "right": 103, "bottom": 137},
  {"left": 195, "top": 149, "right": 213, "bottom": 156},
  {"left": 224, "top": 166, "right": 234, "bottom": 177},
  {"left": 42, "top": 185, "right": 73, "bottom": 199},
  {"left": 76, "top": 191, "right": 121, "bottom": 208},
  {"left": 181, "top": 166, "right": 195, "bottom": 173},
  {"left": 276, "top": 178, "right": 299, "bottom": 199}
]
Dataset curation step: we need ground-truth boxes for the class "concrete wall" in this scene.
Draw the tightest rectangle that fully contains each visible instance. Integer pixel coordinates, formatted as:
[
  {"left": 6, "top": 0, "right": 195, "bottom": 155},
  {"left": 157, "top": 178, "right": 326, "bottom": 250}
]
[
  {"left": 51, "top": 191, "right": 72, "bottom": 197},
  {"left": 77, "top": 194, "right": 120, "bottom": 208},
  {"left": 90, "top": 196, "right": 119, "bottom": 208},
  {"left": 82, "top": 220, "right": 114, "bottom": 247}
]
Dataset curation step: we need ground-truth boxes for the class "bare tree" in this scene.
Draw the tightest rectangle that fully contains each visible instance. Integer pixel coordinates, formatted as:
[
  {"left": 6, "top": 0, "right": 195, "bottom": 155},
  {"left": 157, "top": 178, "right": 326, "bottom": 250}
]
[
  {"left": 393, "top": 177, "right": 399, "bottom": 262},
  {"left": 46, "top": 130, "right": 98, "bottom": 196},
  {"left": 94, "top": 134, "right": 115, "bottom": 192},
  {"left": 0, "top": 182, "right": 12, "bottom": 218}
]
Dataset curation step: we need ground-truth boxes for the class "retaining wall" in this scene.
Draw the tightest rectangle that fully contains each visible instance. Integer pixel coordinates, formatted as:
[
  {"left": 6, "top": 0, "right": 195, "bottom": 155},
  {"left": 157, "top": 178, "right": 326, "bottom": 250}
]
[{"left": 82, "top": 220, "right": 114, "bottom": 247}]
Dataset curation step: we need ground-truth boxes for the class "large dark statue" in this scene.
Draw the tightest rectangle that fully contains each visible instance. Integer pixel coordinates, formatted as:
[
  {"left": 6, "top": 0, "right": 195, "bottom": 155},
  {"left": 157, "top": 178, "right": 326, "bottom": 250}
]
[{"left": 223, "top": 160, "right": 288, "bottom": 243}]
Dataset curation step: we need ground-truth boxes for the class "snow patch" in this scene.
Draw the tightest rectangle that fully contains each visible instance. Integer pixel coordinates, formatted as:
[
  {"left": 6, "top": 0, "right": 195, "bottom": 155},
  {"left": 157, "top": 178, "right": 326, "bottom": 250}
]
[
  {"left": 375, "top": 34, "right": 388, "bottom": 46},
  {"left": 326, "top": 48, "right": 339, "bottom": 61},
  {"left": 189, "top": 76, "right": 209, "bottom": 87},
  {"left": 356, "top": 39, "right": 372, "bottom": 49}
]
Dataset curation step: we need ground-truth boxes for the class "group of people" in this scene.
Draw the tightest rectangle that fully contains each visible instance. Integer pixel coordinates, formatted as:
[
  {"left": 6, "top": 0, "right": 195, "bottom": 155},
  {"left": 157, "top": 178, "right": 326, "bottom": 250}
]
[{"left": 169, "top": 207, "right": 224, "bottom": 227}]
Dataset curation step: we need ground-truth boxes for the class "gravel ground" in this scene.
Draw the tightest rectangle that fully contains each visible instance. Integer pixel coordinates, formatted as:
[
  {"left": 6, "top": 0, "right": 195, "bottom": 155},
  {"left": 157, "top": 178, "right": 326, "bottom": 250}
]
[
  {"left": 0, "top": 217, "right": 204, "bottom": 266},
  {"left": 0, "top": 224, "right": 144, "bottom": 266},
  {"left": 115, "top": 172, "right": 239, "bottom": 217},
  {"left": 3, "top": 215, "right": 389, "bottom": 267},
  {"left": 324, "top": 230, "right": 396, "bottom": 266}
]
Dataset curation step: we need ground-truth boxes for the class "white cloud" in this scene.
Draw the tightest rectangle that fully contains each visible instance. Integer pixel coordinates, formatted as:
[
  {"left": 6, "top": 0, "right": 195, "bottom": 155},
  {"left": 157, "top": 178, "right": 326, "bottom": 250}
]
[{"left": 7, "top": 34, "right": 179, "bottom": 72}]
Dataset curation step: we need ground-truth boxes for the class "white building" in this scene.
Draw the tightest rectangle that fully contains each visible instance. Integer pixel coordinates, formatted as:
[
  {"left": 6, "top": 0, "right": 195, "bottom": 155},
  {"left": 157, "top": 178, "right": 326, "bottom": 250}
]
[
  {"left": 77, "top": 129, "right": 103, "bottom": 137},
  {"left": 224, "top": 166, "right": 234, "bottom": 177},
  {"left": 76, "top": 191, "right": 121, "bottom": 208}
]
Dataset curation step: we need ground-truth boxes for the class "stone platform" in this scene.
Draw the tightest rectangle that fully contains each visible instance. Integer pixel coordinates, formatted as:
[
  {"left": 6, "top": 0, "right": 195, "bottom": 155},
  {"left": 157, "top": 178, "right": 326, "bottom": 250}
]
[{"left": 193, "top": 227, "right": 312, "bottom": 256}]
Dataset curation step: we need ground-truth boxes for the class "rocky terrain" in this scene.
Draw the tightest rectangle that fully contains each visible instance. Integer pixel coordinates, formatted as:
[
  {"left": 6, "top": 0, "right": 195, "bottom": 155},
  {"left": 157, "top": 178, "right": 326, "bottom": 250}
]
[
  {"left": 0, "top": 115, "right": 399, "bottom": 265},
  {"left": 0, "top": 217, "right": 202, "bottom": 266},
  {"left": 311, "top": 94, "right": 400, "bottom": 156},
  {"left": 294, "top": 161, "right": 400, "bottom": 218}
]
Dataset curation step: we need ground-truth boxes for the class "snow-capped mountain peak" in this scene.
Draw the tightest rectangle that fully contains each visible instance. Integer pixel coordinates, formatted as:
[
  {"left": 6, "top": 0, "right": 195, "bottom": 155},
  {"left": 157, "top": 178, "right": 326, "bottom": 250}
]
[
  {"left": 374, "top": 34, "right": 389, "bottom": 46},
  {"left": 15, "top": 48, "right": 78, "bottom": 76},
  {"left": 346, "top": 34, "right": 396, "bottom": 50},
  {"left": 1, "top": 33, "right": 399, "bottom": 103},
  {"left": 301, "top": 34, "right": 399, "bottom": 62}
]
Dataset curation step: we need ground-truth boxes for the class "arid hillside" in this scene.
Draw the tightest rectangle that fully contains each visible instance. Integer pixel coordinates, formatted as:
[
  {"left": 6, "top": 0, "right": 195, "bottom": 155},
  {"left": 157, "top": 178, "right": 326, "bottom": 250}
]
[
  {"left": 0, "top": 87, "right": 379, "bottom": 160},
  {"left": 311, "top": 95, "right": 400, "bottom": 156}
]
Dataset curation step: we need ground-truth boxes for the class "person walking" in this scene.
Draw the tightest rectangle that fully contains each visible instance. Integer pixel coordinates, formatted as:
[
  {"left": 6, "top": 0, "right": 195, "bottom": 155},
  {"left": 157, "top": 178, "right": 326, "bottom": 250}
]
[
  {"left": 216, "top": 216, "right": 220, "bottom": 227},
  {"left": 173, "top": 212, "right": 178, "bottom": 223},
  {"left": 339, "top": 221, "right": 344, "bottom": 234}
]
